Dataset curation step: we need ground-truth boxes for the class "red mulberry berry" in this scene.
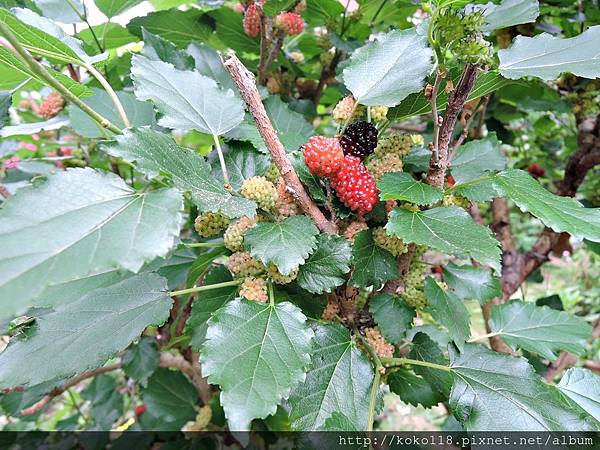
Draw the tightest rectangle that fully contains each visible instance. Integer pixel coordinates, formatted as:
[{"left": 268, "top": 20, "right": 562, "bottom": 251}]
[
  {"left": 275, "top": 12, "right": 304, "bottom": 35},
  {"left": 340, "top": 121, "right": 378, "bottom": 161},
  {"left": 302, "top": 136, "right": 344, "bottom": 178},
  {"left": 38, "top": 92, "right": 65, "bottom": 118},
  {"left": 243, "top": 3, "right": 261, "bottom": 37},
  {"left": 331, "top": 155, "right": 378, "bottom": 214}
]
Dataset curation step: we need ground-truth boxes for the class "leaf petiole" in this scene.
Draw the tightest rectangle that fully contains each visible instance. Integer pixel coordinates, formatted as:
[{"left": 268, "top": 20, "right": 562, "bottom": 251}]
[
  {"left": 380, "top": 356, "right": 452, "bottom": 372},
  {"left": 170, "top": 279, "right": 241, "bottom": 297}
]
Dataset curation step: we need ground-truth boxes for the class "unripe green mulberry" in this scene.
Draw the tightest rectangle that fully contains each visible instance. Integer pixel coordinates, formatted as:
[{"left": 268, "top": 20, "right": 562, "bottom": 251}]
[
  {"left": 194, "top": 212, "right": 230, "bottom": 237},
  {"left": 374, "top": 133, "right": 413, "bottom": 158},
  {"left": 223, "top": 216, "right": 258, "bottom": 251},
  {"left": 365, "top": 153, "right": 403, "bottom": 181},
  {"left": 263, "top": 163, "right": 280, "bottom": 184},
  {"left": 227, "top": 251, "right": 265, "bottom": 277},
  {"left": 443, "top": 194, "right": 470, "bottom": 209},
  {"left": 373, "top": 226, "right": 407, "bottom": 257},
  {"left": 240, "top": 277, "right": 268, "bottom": 303},
  {"left": 266, "top": 264, "right": 298, "bottom": 284},
  {"left": 457, "top": 35, "right": 493, "bottom": 65},
  {"left": 403, "top": 286, "right": 427, "bottom": 310},
  {"left": 241, "top": 176, "right": 278, "bottom": 211},
  {"left": 370, "top": 106, "right": 388, "bottom": 122}
]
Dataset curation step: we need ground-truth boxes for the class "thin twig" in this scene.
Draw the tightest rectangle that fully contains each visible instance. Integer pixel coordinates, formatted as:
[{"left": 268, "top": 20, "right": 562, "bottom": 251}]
[
  {"left": 20, "top": 353, "right": 212, "bottom": 416},
  {"left": 428, "top": 70, "right": 445, "bottom": 162},
  {"left": 357, "top": 335, "right": 382, "bottom": 432},
  {"left": 222, "top": 52, "right": 338, "bottom": 234},
  {"left": 426, "top": 64, "right": 479, "bottom": 189},
  {"left": 85, "top": 63, "right": 131, "bottom": 128},
  {"left": 170, "top": 279, "right": 242, "bottom": 297},
  {"left": 0, "top": 22, "right": 122, "bottom": 135},
  {"left": 21, "top": 363, "right": 121, "bottom": 416}
]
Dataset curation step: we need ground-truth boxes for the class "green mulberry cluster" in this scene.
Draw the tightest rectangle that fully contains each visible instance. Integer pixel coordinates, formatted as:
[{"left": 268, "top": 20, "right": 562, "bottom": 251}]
[
  {"left": 266, "top": 264, "right": 298, "bottom": 284},
  {"left": 442, "top": 194, "right": 470, "bottom": 209},
  {"left": 403, "top": 250, "right": 428, "bottom": 310},
  {"left": 365, "top": 153, "right": 403, "bottom": 181},
  {"left": 374, "top": 133, "right": 414, "bottom": 158},
  {"left": 373, "top": 227, "right": 407, "bottom": 257},
  {"left": 194, "top": 212, "right": 230, "bottom": 237},
  {"left": 241, "top": 176, "right": 278, "bottom": 211},
  {"left": 223, "top": 216, "right": 259, "bottom": 252},
  {"left": 263, "top": 163, "right": 280, "bottom": 184}
]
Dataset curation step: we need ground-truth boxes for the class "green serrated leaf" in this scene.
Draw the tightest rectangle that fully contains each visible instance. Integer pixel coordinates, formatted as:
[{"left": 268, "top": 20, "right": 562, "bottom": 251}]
[
  {"left": 263, "top": 0, "right": 296, "bottom": 16},
  {"left": 289, "top": 323, "right": 373, "bottom": 431},
  {"left": 468, "top": 0, "right": 540, "bottom": 33},
  {"left": 0, "top": 7, "right": 77, "bottom": 62},
  {"left": 141, "top": 28, "right": 195, "bottom": 70},
  {"left": 450, "top": 134, "right": 506, "bottom": 184},
  {"left": 101, "top": 128, "right": 256, "bottom": 218},
  {"left": 186, "top": 247, "right": 229, "bottom": 287},
  {"left": 492, "top": 169, "right": 600, "bottom": 242},
  {"left": 0, "top": 273, "right": 172, "bottom": 388},
  {"left": 442, "top": 262, "right": 500, "bottom": 304},
  {"left": 244, "top": 215, "right": 318, "bottom": 275},
  {"left": 349, "top": 230, "right": 399, "bottom": 289},
  {"left": 499, "top": 25, "right": 600, "bottom": 80},
  {"left": 186, "top": 266, "right": 238, "bottom": 349},
  {"left": 388, "top": 368, "right": 441, "bottom": 409},
  {"left": 143, "top": 367, "right": 198, "bottom": 430},
  {"left": 557, "top": 368, "right": 600, "bottom": 422},
  {"left": 387, "top": 207, "right": 501, "bottom": 272},
  {"left": 369, "top": 294, "right": 415, "bottom": 345},
  {"left": 122, "top": 337, "right": 160, "bottom": 387},
  {"left": 424, "top": 278, "right": 470, "bottom": 351},
  {"left": 201, "top": 299, "right": 313, "bottom": 431},
  {"left": 273, "top": 283, "right": 327, "bottom": 320},
  {"left": 68, "top": 87, "right": 155, "bottom": 138},
  {"left": 489, "top": 301, "right": 592, "bottom": 360},
  {"left": 450, "top": 344, "right": 599, "bottom": 431},
  {"left": 209, "top": 7, "right": 259, "bottom": 53},
  {"left": 408, "top": 332, "right": 452, "bottom": 398},
  {"left": 297, "top": 234, "right": 352, "bottom": 294},
  {"left": 226, "top": 96, "right": 314, "bottom": 153},
  {"left": 187, "top": 42, "right": 237, "bottom": 92},
  {"left": 6, "top": 8, "right": 104, "bottom": 64},
  {"left": 131, "top": 55, "right": 245, "bottom": 137},
  {"left": 388, "top": 71, "right": 509, "bottom": 122},
  {"left": 78, "top": 23, "right": 136, "bottom": 53},
  {"left": 127, "top": 8, "right": 212, "bottom": 48},
  {"left": 0, "top": 168, "right": 183, "bottom": 320},
  {"left": 0, "top": 46, "right": 92, "bottom": 99},
  {"left": 378, "top": 172, "right": 443, "bottom": 205},
  {"left": 81, "top": 374, "right": 123, "bottom": 429},
  {"left": 33, "top": 0, "right": 84, "bottom": 24},
  {"left": 342, "top": 28, "right": 433, "bottom": 107},
  {"left": 96, "top": 0, "right": 143, "bottom": 18}
]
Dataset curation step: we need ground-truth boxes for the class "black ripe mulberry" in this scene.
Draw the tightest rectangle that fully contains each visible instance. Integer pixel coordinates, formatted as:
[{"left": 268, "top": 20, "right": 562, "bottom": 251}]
[{"left": 340, "top": 121, "right": 378, "bottom": 161}]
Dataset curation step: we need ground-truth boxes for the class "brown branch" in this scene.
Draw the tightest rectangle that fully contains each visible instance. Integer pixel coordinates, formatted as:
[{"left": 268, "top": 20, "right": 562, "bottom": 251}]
[
  {"left": 584, "top": 360, "right": 600, "bottom": 374},
  {"left": 20, "top": 353, "right": 211, "bottom": 416},
  {"left": 544, "top": 352, "right": 578, "bottom": 382},
  {"left": 257, "top": 6, "right": 272, "bottom": 85},
  {"left": 223, "top": 51, "right": 338, "bottom": 234},
  {"left": 427, "top": 64, "right": 479, "bottom": 189},
  {"left": 159, "top": 353, "right": 211, "bottom": 404},
  {"left": 383, "top": 244, "right": 416, "bottom": 294},
  {"left": 427, "top": 70, "right": 446, "bottom": 163},
  {"left": 314, "top": 49, "right": 342, "bottom": 105},
  {"left": 21, "top": 363, "right": 121, "bottom": 416},
  {"left": 0, "top": 183, "right": 11, "bottom": 198}
]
